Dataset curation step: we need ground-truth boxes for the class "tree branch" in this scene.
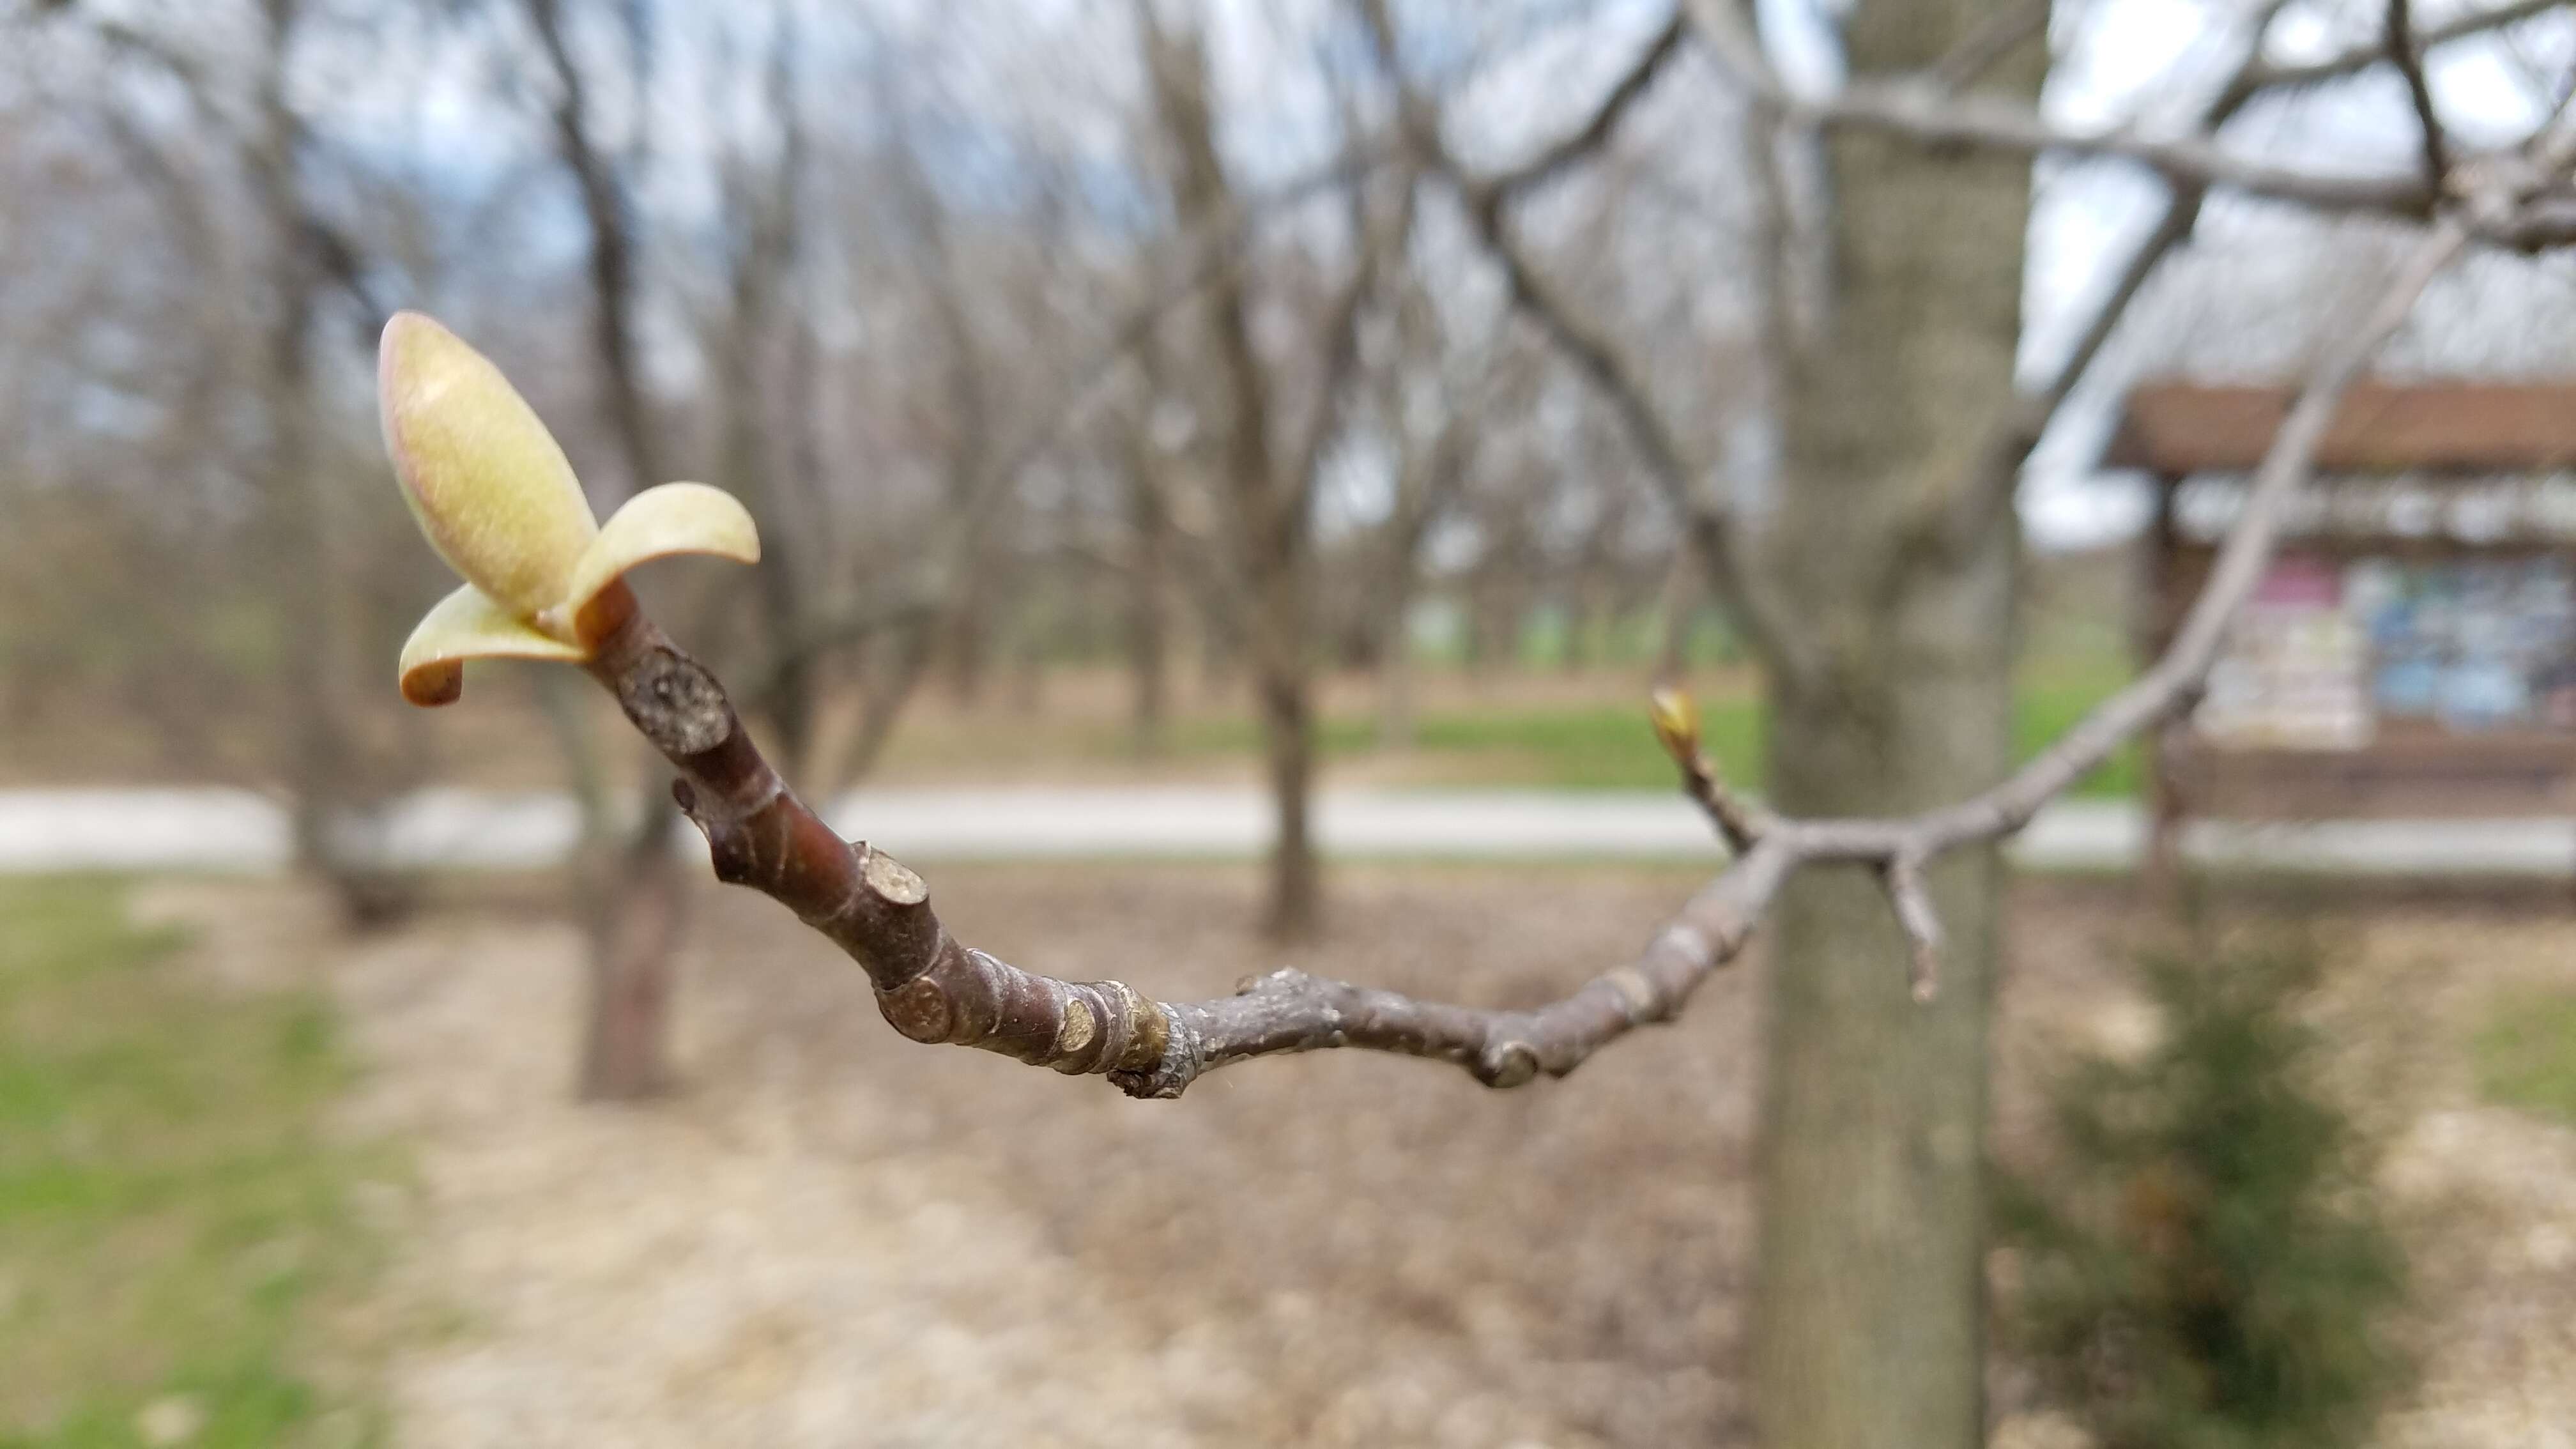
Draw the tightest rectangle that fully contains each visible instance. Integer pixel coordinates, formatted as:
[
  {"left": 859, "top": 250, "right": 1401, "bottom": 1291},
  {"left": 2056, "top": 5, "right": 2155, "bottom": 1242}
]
[
  {"left": 1287, "top": 161, "right": 1416, "bottom": 518},
  {"left": 1831, "top": 220, "right": 2468, "bottom": 864},
  {"left": 1478, "top": 12, "right": 1688, "bottom": 200},
  {"left": 579, "top": 584, "right": 1798, "bottom": 1096},
  {"left": 1680, "top": 0, "right": 2478, "bottom": 226},
  {"left": 2246, "top": 0, "right": 2564, "bottom": 94},
  {"left": 481, "top": 1, "right": 2576, "bottom": 1102},
  {"left": 2388, "top": 0, "right": 2452, "bottom": 197},
  {"left": 1363, "top": 0, "right": 1814, "bottom": 684},
  {"left": 1796, "top": 78, "right": 2432, "bottom": 218},
  {"left": 1924, "top": 0, "right": 2297, "bottom": 559},
  {"left": 1917, "top": 0, "right": 2573, "bottom": 558},
  {"left": 1650, "top": 686, "right": 1770, "bottom": 855},
  {"left": 524, "top": 0, "right": 663, "bottom": 493},
  {"left": 1682, "top": 0, "right": 2564, "bottom": 222},
  {"left": 551, "top": 215, "right": 2462, "bottom": 1099}
]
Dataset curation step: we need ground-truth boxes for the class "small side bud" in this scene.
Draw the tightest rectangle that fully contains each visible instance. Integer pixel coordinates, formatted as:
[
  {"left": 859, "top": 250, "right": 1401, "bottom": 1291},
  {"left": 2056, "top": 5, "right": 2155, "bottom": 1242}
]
[{"left": 1648, "top": 686, "right": 1701, "bottom": 762}]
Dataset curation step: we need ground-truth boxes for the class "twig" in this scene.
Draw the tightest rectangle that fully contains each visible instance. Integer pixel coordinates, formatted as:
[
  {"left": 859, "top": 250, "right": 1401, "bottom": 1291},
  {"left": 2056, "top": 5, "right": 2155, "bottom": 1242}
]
[
  {"left": 1476, "top": 12, "right": 1688, "bottom": 200},
  {"left": 1882, "top": 853, "right": 1942, "bottom": 1003},
  {"left": 580, "top": 595, "right": 1798, "bottom": 1096},
  {"left": 2388, "top": 0, "right": 2452, "bottom": 197},
  {"left": 560, "top": 217, "right": 2460, "bottom": 1096},
  {"left": 1650, "top": 686, "right": 1768, "bottom": 855},
  {"left": 523, "top": 2, "right": 2567, "bottom": 1100},
  {"left": 2247, "top": 0, "right": 2564, "bottom": 94},
  {"left": 1928, "top": 0, "right": 2298, "bottom": 558},
  {"left": 1682, "top": 0, "right": 2455, "bottom": 224}
]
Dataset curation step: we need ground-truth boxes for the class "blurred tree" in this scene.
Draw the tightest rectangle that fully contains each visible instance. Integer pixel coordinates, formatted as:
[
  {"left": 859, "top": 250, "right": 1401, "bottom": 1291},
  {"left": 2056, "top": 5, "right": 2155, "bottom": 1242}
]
[
  {"left": 1133, "top": 0, "right": 1415, "bottom": 940},
  {"left": 1749, "top": 4, "right": 2044, "bottom": 1443},
  {"left": 1997, "top": 937, "right": 2407, "bottom": 1448},
  {"left": 519, "top": 0, "right": 694, "bottom": 1098}
]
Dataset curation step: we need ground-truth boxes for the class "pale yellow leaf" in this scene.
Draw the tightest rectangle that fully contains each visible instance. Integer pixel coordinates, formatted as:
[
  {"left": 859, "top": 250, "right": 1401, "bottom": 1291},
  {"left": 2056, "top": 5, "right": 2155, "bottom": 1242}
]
[
  {"left": 397, "top": 581, "right": 588, "bottom": 707},
  {"left": 558, "top": 482, "right": 762, "bottom": 640}
]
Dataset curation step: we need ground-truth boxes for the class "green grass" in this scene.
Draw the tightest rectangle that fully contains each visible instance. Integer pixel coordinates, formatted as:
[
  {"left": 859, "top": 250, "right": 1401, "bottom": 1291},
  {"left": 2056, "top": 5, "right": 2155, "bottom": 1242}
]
[
  {"left": 2474, "top": 988, "right": 2576, "bottom": 1128},
  {"left": 1169, "top": 657, "right": 2140, "bottom": 796},
  {"left": 0, "top": 880, "right": 388, "bottom": 1448}
]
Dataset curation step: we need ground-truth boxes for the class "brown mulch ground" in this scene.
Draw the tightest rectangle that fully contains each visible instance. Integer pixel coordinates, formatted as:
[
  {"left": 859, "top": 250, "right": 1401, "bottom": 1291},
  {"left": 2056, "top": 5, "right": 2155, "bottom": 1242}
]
[{"left": 149, "top": 867, "right": 2576, "bottom": 1447}]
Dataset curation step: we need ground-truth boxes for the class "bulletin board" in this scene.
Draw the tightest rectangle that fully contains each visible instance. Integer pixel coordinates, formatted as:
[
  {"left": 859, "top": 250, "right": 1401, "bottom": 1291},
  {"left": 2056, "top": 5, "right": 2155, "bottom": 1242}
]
[{"left": 2110, "top": 381, "right": 2576, "bottom": 884}]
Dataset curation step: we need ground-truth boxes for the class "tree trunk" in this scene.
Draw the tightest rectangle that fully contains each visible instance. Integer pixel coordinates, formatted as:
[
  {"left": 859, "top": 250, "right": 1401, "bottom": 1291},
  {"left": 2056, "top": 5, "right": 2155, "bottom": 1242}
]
[
  {"left": 831, "top": 617, "right": 938, "bottom": 790},
  {"left": 1011, "top": 615, "right": 1046, "bottom": 713},
  {"left": 1749, "top": 3, "right": 2041, "bottom": 1445},
  {"left": 1126, "top": 464, "right": 1172, "bottom": 757},
  {"left": 1246, "top": 457, "right": 1322, "bottom": 940},
  {"left": 1256, "top": 661, "right": 1321, "bottom": 942},
  {"left": 526, "top": 0, "right": 692, "bottom": 1102},
  {"left": 1134, "top": 3, "right": 1340, "bottom": 943},
  {"left": 1374, "top": 583, "right": 1418, "bottom": 750},
  {"left": 943, "top": 597, "right": 992, "bottom": 705},
  {"left": 255, "top": 0, "right": 413, "bottom": 927},
  {"left": 578, "top": 791, "right": 689, "bottom": 1100}
]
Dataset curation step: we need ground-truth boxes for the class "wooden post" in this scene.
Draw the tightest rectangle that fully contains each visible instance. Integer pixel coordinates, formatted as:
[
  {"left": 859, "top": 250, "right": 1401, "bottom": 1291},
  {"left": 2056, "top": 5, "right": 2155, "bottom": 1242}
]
[{"left": 2141, "top": 471, "right": 2186, "bottom": 908}]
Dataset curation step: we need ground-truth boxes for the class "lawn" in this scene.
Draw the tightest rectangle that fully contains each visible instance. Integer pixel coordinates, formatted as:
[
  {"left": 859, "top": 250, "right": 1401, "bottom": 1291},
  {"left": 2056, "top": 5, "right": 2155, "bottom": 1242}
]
[{"left": 0, "top": 880, "right": 386, "bottom": 1448}]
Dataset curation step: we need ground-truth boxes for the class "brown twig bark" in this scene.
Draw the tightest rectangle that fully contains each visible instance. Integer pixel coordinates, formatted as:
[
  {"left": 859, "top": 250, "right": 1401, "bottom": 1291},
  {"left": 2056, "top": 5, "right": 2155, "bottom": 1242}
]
[
  {"left": 576, "top": 581, "right": 1795, "bottom": 1096},
  {"left": 1650, "top": 687, "right": 1770, "bottom": 855}
]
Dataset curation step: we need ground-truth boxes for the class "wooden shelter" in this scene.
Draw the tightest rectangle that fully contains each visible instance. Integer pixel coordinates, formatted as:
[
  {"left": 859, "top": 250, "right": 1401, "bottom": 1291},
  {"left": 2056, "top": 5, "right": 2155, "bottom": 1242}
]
[{"left": 2110, "top": 380, "right": 2576, "bottom": 888}]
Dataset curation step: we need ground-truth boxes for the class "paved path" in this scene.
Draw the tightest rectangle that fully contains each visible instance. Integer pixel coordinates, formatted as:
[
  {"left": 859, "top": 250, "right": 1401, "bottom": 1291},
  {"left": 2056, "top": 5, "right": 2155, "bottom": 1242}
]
[{"left": 1, "top": 785, "right": 2570, "bottom": 876}]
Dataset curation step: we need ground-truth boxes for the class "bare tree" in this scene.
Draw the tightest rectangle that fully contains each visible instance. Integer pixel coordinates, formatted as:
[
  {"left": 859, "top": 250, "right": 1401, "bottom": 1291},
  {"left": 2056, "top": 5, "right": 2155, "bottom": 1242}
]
[
  {"left": 1355, "top": 259, "right": 1524, "bottom": 746},
  {"left": 1134, "top": 0, "right": 1417, "bottom": 940},
  {"left": 518, "top": 0, "right": 696, "bottom": 1100},
  {"left": 27, "top": 0, "right": 423, "bottom": 921}
]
